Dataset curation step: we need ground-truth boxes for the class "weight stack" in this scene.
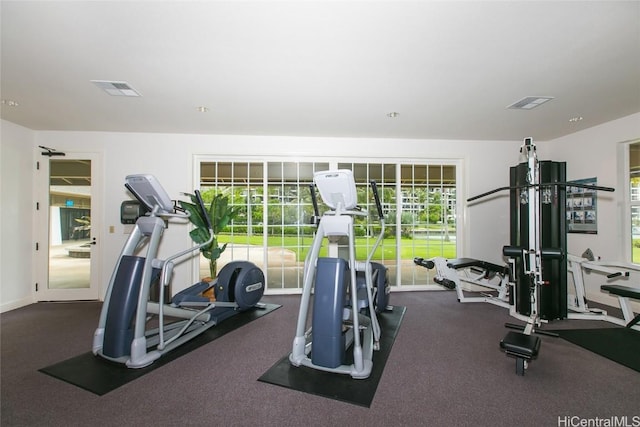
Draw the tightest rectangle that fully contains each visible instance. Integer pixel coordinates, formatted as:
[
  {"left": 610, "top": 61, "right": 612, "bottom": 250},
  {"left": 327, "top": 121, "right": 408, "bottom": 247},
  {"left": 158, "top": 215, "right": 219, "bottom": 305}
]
[{"left": 509, "top": 160, "right": 567, "bottom": 320}]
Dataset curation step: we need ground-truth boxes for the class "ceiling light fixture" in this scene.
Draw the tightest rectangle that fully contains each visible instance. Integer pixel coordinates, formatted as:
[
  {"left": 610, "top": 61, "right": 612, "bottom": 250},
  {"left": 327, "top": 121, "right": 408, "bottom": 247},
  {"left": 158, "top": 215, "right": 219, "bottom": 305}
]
[
  {"left": 1, "top": 99, "right": 19, "bottom": 107},
  {"left": 91, "top": 80, "right": 141, "bottom": 97},
  {"left": 569, "top": 116, "right": 583, "bottom": 123},
  {"left": 196, "top": 106, "right": 209, "bottom": 113},
  {"left": 386, "top": 112, "right": 399, "bottom": 118},
  {"left": 507, "top": 96, "right": 554, "bottom": 110}
]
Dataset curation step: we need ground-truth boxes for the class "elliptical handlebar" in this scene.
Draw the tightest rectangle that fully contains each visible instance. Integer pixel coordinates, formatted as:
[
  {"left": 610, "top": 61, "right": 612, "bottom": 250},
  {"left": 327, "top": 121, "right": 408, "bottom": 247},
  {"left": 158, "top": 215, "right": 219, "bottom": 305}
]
[
  {"left": 370, "top": 180, "right": 384, "bottom": 220},
  {"left": 366, "top": 180, "right": 386, "bottom": 265},
  {"left": 158, "top": 191, "right": 214, "bottom": 290},
  {"left": 194, "top": 189, "right": 212, "bottom": 231},
  {"left": 309, "top": 183, "right": 321, "bottom": 226}
]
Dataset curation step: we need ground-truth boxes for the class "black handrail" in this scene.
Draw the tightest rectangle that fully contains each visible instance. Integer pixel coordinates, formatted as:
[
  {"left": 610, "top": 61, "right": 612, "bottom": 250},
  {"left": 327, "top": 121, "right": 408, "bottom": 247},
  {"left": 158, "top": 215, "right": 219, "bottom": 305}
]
[{"left": 468, "top": 181, "right": 614, "bottom": 203}]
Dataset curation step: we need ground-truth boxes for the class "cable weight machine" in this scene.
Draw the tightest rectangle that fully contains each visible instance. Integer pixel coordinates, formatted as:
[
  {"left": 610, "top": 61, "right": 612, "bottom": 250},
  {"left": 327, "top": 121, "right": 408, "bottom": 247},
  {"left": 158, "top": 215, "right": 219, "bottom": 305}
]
[
  {"left": 507, "top": 139, "right": 567, "bottom": 329},
  {"left": 468, "top": 138, "right": 614, "bottom": 374}
]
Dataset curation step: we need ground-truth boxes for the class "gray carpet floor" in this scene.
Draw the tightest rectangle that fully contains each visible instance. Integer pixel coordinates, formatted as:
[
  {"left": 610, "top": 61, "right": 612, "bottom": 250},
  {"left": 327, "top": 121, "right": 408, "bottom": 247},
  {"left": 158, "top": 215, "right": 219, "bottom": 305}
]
[{"left": 2, "top": 291, "right": 639, "bottom": 426}]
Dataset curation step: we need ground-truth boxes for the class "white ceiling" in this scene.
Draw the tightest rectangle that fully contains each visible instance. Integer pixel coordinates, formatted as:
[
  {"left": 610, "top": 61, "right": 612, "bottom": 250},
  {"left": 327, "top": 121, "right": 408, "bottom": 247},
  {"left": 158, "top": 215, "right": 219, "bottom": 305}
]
[{"left": 1, "top": 1, "right": 639, "bottom": 141}]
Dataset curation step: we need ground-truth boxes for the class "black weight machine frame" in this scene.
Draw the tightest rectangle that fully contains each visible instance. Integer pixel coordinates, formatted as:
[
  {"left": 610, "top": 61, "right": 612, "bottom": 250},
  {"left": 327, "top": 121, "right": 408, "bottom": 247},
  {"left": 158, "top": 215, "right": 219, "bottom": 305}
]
[
  {"left": 469, "top": 138, "right": 614, "bottom": 374},
  {"left": 470, "top": 138, "right": 614, "bottom": 332}
]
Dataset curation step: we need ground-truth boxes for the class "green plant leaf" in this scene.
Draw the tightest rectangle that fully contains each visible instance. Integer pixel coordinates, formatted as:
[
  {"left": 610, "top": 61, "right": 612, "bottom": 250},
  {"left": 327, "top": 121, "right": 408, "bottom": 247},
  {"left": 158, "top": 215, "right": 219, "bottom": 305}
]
[
  {"left": 211, "top": 246, "right": 221, "bottom": 259},
  {"left": 182, "top": 191, "right": 239, "bottom": 267},
  {"left": 189, "top": 227, "right": 211, "bottom": 247},
  {"left": 178, "top": 200, "right": 207, "bottom": 229}
]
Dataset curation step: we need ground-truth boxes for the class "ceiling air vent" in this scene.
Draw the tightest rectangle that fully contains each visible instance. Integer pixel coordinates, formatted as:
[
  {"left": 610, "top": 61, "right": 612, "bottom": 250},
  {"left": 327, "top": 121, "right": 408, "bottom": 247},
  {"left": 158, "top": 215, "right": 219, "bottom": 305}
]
[
  {"left": 91, "top": 80, "right": 141, "bottom": 97},
  {"left": 507, "top": 96, "right": 554, "bottom": 110}
]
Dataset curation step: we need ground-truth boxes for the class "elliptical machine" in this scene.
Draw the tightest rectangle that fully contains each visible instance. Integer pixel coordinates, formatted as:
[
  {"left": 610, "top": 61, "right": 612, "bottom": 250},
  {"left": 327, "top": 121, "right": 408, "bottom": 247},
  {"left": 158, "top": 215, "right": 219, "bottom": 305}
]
[
  {"left": 92, "top": 174, "right": 265, "bottom": 368},
  {"left": 289, "top": 170, "right": 390, "bottom": 379}
]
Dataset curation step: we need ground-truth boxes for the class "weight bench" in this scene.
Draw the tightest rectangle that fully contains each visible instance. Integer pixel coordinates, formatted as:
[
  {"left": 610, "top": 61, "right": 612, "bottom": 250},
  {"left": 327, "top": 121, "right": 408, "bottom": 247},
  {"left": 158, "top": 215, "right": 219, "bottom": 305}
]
[
  {"left": 600, "top": 284, "right": 640, "bottom": 328},
  {"left": 415, "top": 257, "right": 511, "bottom": 308},
  {"left": 446, "top": 258, "right": 510, "bottom": 277},
  {"left": 500, "top": 331, "right": 541, "bottom": 376}
]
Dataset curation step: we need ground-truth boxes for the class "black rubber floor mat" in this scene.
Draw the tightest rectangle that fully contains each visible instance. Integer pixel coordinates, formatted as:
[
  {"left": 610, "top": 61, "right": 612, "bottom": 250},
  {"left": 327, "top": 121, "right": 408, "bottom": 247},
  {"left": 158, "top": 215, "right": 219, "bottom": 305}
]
[
  {"left": 258, "top": 306, "right": 406, "bottom": 407},
  {"left": 552, "top": 327, "right": 640, "bottom": 373},
  {"left": 40, "top": 303, "right": 281, "bottom": 395}
]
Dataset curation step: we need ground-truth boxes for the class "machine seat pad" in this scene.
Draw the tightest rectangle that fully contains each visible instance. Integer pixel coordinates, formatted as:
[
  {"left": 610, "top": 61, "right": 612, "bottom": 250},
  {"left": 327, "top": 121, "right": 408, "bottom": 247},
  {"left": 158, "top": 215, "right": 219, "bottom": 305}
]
[
  {"left": 500, "top": 331, "right": 541, "bottom": 359},
  {"left": 601, "top": 284, "right": 640, "bottom": 300},
  {"left": 446, "top": 258, "right": 509, "bottom": 275}
]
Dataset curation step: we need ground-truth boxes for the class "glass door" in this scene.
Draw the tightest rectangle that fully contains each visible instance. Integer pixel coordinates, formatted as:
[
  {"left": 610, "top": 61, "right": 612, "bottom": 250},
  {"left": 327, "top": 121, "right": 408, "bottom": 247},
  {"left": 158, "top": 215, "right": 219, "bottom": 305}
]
[{"left": 36, "top": 154, "right": 101, "bottom": 301}]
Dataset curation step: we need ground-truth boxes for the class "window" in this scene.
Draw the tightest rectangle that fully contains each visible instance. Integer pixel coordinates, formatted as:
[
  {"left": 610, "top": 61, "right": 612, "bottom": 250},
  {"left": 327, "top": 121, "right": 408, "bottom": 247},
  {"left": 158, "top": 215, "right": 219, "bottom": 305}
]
[
  {"left": 197, "top": 157, "right": 459, "bottom": 292},
  {"left": 397, "top": 164, "right": 457, "bottom": 285},
  {"left": 630, "top": 142, "right": 640, "bottom": 263},
  {"left": 265, "top": 161, "right": 330, "bottom": 290},
  {"left": 198, "top": 161, "right": 266, "bottom": 277}
]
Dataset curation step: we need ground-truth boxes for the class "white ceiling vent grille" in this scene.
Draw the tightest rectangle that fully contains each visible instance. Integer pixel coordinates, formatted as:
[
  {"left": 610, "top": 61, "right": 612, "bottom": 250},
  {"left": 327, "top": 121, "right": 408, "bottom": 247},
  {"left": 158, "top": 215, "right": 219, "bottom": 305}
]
[
  {"left": 507, "top": 96, "right": 554, "bottom": 110},
  {"left": 91, "top": 80, "right": 141, "bottom": 97}
]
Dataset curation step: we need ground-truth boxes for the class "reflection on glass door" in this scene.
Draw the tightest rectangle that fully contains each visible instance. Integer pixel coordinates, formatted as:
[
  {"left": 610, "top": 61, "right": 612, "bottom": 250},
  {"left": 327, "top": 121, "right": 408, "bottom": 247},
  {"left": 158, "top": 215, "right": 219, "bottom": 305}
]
[
  {"left": 48, "top": 159, "right": 93, "bottom": 292},
  {"left": 630, "top": 141, "right": 640, "bottom": 264}
]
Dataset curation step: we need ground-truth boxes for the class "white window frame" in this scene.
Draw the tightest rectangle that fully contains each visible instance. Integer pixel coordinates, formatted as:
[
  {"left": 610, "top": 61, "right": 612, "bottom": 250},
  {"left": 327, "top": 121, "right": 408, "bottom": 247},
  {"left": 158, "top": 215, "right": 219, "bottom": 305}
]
[
  {"left": 623, "top": 140, "right": 640, "bottom": 264},
  {"left": 193, "top": 154, "right": 463, "bottom": 293}
]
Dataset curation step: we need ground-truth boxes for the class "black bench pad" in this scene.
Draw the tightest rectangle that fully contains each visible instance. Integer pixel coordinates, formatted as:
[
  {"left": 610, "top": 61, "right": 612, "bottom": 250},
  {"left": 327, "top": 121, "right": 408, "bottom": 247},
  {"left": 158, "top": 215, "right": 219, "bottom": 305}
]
[
  {"left": 446, "top": 258, "right": 508, "bottom": 275},
  {"left": 601, "top": 284, "right": 640, "bottom": 300},
  {"left": 500, "top": 331, "right": 541, "bottom": 359}
]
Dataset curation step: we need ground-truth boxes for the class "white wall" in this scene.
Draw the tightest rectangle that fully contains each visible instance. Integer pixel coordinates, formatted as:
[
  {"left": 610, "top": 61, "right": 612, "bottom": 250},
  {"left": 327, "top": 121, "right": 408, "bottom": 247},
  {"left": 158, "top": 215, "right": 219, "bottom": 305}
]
[
  {"left": 1, "top": 121, "right": 35, "bottom": 311},
  {"left": 2, "top": 115, "right": 638, "bottom": 313},
  {"left": 540, "top": 112, "right": 640, "bottom": 310},
  {"left": 28, "top": 131, "right": 519, "bottom": 303}
]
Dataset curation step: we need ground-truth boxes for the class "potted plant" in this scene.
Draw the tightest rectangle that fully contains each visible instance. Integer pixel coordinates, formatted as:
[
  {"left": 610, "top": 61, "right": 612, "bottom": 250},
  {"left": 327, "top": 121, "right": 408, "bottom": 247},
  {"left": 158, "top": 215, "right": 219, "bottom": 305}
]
[{"left": 179, "top": 191, "right": 241, "bottom": 279}]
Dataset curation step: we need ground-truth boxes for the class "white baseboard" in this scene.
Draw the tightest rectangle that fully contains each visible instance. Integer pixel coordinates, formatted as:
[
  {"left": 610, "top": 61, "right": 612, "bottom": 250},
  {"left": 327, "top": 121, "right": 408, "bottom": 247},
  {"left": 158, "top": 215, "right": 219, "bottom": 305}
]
[{"left": 0, "top": 295, "right": 34, "bottom": 313}]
